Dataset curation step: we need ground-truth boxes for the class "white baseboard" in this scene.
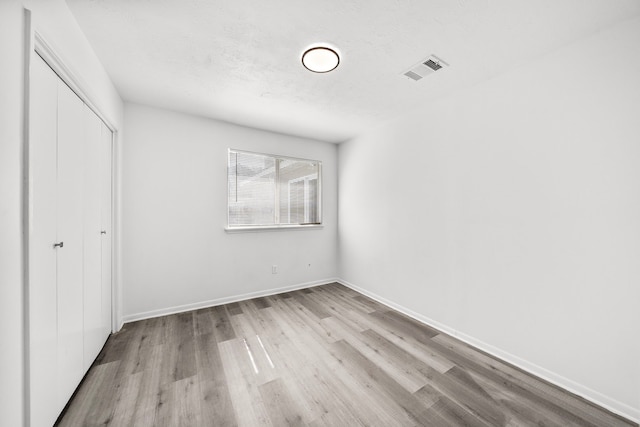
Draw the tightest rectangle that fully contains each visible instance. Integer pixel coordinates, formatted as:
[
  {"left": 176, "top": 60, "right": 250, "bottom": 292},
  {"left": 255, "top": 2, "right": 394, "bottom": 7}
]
[
  {"left": 121, "top": 277, "right": 339, "bottom": 324},
  {"left": 336, "top": 278, "right": 640, "bottom": 424}
]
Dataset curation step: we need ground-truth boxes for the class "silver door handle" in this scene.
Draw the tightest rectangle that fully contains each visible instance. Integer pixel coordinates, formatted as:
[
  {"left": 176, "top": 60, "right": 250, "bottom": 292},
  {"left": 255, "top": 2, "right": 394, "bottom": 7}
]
[
  {"left": 101, "top": 231, "right": 107, "bottom": 235},
  {"left": 53, "top": 242, "right": 64, "bottom": 248}
]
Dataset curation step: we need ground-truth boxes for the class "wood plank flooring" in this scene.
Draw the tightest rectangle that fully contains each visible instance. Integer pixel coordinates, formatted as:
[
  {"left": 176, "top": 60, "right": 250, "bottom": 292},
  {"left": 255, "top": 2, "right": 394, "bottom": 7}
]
[{"left": 56, "top": 283, "right": 636, "bottom": 427}]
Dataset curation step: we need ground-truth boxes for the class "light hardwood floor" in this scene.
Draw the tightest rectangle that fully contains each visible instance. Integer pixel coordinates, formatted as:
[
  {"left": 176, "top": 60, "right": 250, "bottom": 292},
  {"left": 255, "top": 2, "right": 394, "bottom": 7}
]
[{"left": 56, "top": 283, "right": 636, "bottom": 426}]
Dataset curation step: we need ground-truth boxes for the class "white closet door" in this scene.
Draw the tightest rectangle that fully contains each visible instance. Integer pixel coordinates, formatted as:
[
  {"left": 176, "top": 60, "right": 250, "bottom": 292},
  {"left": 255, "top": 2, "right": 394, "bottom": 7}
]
[
  {"left": 83, "top": 106, "right": 103, "bottom": 370},
  {"left": 56, "top": 78, "right": 86, "bottom": 411},
  {"left": 29, "top": 52, "right": 114, "bottom": 427},
  {"left": 100, "top": 122, "right": 113, "bottom": 339},
  {"left": 29, "top": 54, "right": 60, "bottom": 427}
]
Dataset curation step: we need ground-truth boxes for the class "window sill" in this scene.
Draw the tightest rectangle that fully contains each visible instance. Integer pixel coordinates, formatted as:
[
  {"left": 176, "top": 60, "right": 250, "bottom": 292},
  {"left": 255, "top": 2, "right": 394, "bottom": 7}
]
[{"left": 225, "top": 224, "right": 324, "bottom": 233}]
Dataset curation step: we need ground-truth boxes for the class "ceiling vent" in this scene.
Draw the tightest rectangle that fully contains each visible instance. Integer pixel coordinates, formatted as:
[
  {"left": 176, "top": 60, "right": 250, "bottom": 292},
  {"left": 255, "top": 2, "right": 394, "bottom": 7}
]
[{"left": 402, "top": 55, "right": 449, "bottom": 81}]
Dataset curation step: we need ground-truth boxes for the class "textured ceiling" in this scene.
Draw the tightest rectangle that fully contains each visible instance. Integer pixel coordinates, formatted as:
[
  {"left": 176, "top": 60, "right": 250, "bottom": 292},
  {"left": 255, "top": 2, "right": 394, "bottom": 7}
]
[{"left": 66, "top": 0, "right": 640, "bottom": 143}]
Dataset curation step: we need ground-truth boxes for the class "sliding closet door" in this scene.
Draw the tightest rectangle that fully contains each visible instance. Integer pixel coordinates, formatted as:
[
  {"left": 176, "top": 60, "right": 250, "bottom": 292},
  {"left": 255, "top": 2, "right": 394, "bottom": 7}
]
[
  {"left": 83, "top": 106, "right": 104, "bottom": 370},
  {"left": 100, "top": 122, "right": 113, "bottom": 338},
  {"left": 29, "top": 54, "right": 60, "bottom": 427},
  {"left": 56, "top": 78, "right": 86, "bottom": 410}
]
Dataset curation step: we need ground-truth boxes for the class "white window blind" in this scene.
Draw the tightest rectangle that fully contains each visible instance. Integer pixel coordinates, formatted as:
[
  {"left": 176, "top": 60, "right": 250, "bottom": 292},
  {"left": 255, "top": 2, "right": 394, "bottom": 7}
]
[{"left": 228, "top": 150, "right": 322, "bottom": 228}]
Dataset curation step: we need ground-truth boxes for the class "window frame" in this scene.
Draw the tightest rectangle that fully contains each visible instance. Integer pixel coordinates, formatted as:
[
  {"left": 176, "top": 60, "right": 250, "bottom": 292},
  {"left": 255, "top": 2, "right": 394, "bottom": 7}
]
[{"left": 226, "top": 149, "right": 323, "bottom": 232}]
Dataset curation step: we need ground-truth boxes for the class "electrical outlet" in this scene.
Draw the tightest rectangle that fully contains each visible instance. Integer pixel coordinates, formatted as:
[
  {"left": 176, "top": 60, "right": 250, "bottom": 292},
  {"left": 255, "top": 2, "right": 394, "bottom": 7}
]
[{"left": 272, "top": 265, "right": 278, "bottom": 274}]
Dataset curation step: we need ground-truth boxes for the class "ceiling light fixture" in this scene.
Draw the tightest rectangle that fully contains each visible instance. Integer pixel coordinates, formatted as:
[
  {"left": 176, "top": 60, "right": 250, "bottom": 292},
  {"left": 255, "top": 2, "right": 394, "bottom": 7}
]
[{"left": 302, "top": 46, "right": 340, "bottom": 73}]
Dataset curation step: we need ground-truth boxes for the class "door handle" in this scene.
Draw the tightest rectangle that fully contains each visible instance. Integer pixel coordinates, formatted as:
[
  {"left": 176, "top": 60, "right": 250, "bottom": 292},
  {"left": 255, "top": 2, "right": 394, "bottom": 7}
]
[
  {"left": 53, "top": 242, "right": 64, "bottom": 248},
  {"left": 101, "top": 231, "right": 107, "bottom": 235}
]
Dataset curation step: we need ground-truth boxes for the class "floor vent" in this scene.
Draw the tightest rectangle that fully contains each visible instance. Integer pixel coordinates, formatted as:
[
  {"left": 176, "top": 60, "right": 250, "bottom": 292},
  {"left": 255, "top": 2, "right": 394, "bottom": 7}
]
[{"left": 402, "top": 55, "right": 449, "bottom": 81}]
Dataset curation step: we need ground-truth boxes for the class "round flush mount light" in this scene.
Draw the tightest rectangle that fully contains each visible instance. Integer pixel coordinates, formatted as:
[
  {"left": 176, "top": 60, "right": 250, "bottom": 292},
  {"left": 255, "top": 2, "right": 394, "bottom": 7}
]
[{"left": 302, "top": 46, "right": 340, "bottom": 73}]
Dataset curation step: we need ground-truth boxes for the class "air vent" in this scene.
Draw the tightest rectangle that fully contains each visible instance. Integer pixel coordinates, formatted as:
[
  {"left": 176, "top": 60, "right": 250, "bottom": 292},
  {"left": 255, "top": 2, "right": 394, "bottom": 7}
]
[
  {"left": 404, "top": 70, "right": 422, "bottom": 81},
  {"left": 402, "top": 55, "right": 449, "bottom": 81},
  {"left": 423, "top": 59, "right": 442, "bottom": 71}
]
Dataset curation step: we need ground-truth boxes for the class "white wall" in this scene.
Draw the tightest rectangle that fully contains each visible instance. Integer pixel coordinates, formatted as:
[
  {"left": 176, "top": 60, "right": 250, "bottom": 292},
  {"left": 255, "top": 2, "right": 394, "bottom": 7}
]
[
  {"left": 122, "top": 104, "right": 338, "bottom": 320},
  {"left": 339, "top": 16, "right": 640, "bottom": 420},
  {"left": 0, "top": 3, "right": 26, "bottom": 426}
]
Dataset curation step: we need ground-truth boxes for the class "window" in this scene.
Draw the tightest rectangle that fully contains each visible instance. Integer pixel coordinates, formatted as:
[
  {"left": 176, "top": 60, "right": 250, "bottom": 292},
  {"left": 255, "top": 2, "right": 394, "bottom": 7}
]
[{"left": 227, "top": 149, "right": 322, "bottom": 228}]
